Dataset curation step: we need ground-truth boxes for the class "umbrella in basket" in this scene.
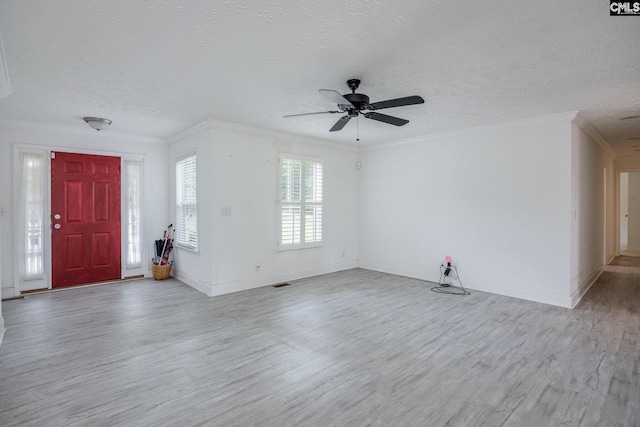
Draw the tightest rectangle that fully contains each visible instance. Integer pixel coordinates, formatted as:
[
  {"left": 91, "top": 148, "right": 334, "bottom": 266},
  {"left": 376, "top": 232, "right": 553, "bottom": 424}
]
[
  {"left": 154, "top": 239, "right": 164, "bottom": 263},
  {"left": 153, "top": 224, "right": 174, "bottom": 266},
  {"left": 161, "top": 239, "right": 173, "bottom": 265},
  {"left": 152, "top": 225, "right": 174, "bottom": 280}
]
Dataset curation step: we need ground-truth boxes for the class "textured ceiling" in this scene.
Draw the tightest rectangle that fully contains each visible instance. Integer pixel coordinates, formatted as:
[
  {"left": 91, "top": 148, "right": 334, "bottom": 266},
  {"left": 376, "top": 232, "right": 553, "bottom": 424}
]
[{"left": 0, "top": 0, "right": 638, "bottom": 151}]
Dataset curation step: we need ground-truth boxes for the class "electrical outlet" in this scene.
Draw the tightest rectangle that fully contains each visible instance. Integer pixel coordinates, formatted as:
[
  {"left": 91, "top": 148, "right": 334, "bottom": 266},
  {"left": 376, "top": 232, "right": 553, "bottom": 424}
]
[{"left": 221, "top": 206, "right": 232, "bottom": 216}]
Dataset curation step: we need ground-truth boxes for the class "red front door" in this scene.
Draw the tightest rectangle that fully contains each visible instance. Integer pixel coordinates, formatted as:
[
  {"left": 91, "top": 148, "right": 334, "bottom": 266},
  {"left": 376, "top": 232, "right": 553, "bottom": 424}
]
[{"left": 51, "top": 152, "right": 121, "bottom": 288}]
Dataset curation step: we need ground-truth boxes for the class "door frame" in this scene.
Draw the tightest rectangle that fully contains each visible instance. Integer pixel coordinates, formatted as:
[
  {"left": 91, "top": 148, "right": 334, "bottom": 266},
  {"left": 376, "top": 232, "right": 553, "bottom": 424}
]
[
  {"left": 603, "top": 166, "right": 607, "bottom": 266},
  {"left": 615, "top": 168, "right": 640, "bottom": 258},
  {"left": 13, "top": 143, "right": 146, "bottom": 292}
]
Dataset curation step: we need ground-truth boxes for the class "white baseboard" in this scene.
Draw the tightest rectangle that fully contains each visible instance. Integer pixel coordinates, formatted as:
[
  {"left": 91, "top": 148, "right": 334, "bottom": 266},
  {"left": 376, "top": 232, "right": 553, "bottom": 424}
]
[
  {"left": 173, "top": 260, "right": 358, "bottom": 297},
  {"left": 358, "top": 261, "right": 573, "bottom": 308},
  {"left": 571, "top": 267, "right": 603, "bottom": 308},
  {"left": 468, "top": 280, "right": 572, "bottom": 308},
  {"left": 209, "top": 260, "right": 358, "bottom": 297},
  {"left": 172, "top": 269, "right": 214, "bottom": 296},
  {"left": 1, "top": 286, "right": 17, "bottom": 300},
  {"left": 357, "top": 261, "right": 431, "bottom": 283}
]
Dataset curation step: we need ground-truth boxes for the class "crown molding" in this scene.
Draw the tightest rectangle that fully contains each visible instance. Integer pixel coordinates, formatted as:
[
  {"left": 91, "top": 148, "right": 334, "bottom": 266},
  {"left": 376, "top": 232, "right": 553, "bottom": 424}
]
[
  {"left": 206, "top": 119, "right": 359, "bottom": 153},
  {"left": 166, "top": 120, "right": 211, "bottom": 144},
  {"left": 168, "top": 118, "right": 358, "bottom": 153},
  {"left": 0, "top": 118, "right": 166, "bottom": 145},
  {"left": 360, "top": 112, "right": 580, "bottom": 153},
  {"left": 572, "top": 112, "right": 616, "bottom": 159}
]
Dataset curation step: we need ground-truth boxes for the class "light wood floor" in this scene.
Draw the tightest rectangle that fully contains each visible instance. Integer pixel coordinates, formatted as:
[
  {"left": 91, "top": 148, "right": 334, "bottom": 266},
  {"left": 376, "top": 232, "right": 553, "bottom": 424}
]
[
  {"left": 610, "top": 255, "right": 640, "bottom": 267},
  {"left": 1, "top": 266, "right": 639, "bottom": 426}
]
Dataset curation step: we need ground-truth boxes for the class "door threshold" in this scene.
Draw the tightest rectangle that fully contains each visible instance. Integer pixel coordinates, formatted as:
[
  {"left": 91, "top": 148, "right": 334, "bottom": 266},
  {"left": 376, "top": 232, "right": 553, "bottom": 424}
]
[
  {"left": 20, "top": 276, "right": 148, "bottom": 296},
  {"left": 21, "top": 288, "right": 49, "bottom": 294}
]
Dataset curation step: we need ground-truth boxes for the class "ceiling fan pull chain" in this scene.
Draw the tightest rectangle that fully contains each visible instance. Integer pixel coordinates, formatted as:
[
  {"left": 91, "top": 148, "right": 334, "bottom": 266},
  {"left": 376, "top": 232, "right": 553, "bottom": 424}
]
[{"left": 357, "top": 115, "right": 360, "bottom": 142}]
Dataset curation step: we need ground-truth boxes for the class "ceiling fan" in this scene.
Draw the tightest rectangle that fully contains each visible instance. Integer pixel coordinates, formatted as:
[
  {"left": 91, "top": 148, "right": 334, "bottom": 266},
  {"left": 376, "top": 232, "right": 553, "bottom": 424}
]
[{"left": 284, "top": 79, "right": 425, "bottom": 133}]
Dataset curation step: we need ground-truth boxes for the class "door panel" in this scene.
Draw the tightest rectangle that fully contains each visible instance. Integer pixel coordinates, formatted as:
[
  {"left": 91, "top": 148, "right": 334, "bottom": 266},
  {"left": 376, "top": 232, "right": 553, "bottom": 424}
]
[{"left": 51, "top": 152, "right": 121, "bottom": 288}]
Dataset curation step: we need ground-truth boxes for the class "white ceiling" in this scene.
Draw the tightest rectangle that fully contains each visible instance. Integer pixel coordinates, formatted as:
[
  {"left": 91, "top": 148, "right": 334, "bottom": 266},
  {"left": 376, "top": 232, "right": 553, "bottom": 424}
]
[{"left": 0, "top": 1, "right": 638, "bottom": 151}]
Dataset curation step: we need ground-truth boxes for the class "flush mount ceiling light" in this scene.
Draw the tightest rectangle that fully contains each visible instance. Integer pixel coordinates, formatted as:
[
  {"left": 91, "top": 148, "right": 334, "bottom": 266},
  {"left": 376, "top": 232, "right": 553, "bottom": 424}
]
[{"left": 83, "top": 117, "right": 112, "bottom": 131}]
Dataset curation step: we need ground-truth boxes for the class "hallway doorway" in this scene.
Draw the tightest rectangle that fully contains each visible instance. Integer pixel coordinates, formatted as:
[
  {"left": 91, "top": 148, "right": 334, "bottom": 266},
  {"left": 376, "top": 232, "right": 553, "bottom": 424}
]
[{"left": 619, "top": 172, "right": 640, "bottom": 257}]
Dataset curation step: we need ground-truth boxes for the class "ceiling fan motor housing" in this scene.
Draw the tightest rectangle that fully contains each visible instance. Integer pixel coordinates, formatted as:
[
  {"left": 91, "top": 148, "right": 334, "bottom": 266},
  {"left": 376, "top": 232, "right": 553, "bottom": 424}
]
[{"left": 343, "top": 93, "right": 370, "bottom": 111}]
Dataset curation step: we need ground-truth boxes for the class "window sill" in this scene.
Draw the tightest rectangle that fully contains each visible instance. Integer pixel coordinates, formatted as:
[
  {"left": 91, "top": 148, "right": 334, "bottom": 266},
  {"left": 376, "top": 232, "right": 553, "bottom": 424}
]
[
  {"left": 176, "top": 244, "right": 200, "bottom": 254},
  {"left": 277, "top": 243, "right": 323, "bottom": 252}
]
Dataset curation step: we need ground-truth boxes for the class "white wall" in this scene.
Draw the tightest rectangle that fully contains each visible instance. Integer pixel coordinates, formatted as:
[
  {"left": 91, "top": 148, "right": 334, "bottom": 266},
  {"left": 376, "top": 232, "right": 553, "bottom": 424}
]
[
  {"left": 615, "top": 156, "right": 640, "bottom": 171},
  {"left": 359, "top": 113, "right": 574, "bottom": 307},
  {"left": 164, "top": 123, "right": 212, "bottom": 294},
  {"left": 570, "top": 116, "right": 614, "bottom": 306},
  {"left": 168, "top": 120, "right": 358, "bottom": 296},
  {"left": 0, "top": 122, "right": 169, "bottom": 299},
  {"left": 627, "top": 172, "right": 640, "bottom": 253}
]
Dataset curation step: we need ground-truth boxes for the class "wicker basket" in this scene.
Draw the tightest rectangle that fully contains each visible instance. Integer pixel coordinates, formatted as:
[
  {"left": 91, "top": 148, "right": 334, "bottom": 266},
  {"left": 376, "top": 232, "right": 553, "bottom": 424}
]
[{"left": 152, "top": 264, "right": 172, "bottom": 280}]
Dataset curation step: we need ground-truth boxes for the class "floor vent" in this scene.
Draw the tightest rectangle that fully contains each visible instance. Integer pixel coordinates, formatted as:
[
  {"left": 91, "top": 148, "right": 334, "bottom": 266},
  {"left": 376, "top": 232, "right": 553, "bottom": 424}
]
[{"left": 272, "top": 283, "right": 291, "bottom": 288}]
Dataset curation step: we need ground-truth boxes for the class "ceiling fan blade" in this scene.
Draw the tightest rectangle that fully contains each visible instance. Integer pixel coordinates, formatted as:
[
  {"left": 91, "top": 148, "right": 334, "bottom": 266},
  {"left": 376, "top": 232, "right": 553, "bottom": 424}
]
[
  {"left": 330, "top": 115, "right": 352, "bottom": 132},
  {"left": 364, "top": 112, "right": 409, "bottom": 126},
  {"left": 319, "top": 89, "right": 354, "bottom": 108},
  {"left": 368, "top": 95, "right": 424, "bottom": 110},
  {"left": 284, "top": 111, "right": 341, "bottom": 117}
]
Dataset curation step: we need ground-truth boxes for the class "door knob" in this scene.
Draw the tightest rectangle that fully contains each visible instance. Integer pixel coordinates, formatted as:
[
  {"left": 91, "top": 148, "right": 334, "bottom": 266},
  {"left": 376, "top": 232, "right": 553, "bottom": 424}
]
[{"left": 53, "top": 224, "right": 61, "bottom": 229}]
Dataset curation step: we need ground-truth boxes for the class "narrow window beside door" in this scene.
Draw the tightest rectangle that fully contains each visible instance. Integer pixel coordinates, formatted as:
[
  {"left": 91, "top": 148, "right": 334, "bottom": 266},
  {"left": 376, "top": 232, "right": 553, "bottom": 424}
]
[
  {"left": 20, "top": 153, "right": 44, "bottom": 280},
  {"left": 125, "top": 160, "right": 143, "bottom": 268}
]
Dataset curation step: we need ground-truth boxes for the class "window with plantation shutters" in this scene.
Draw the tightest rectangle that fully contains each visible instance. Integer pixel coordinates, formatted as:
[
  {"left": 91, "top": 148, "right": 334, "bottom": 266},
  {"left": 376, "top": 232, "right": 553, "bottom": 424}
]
[
  {"left": 279, "top": 154, "right": 323, "bottom": 249},
  {"left": 176, "top": 153, "right": 198, "bottom": 250}
]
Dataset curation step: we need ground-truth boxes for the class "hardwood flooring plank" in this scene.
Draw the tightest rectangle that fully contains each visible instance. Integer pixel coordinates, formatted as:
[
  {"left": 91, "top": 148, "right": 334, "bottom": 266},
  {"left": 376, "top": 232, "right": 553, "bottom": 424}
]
[{"left": 1, "top": 268, "right": 639, "bottom": 426}]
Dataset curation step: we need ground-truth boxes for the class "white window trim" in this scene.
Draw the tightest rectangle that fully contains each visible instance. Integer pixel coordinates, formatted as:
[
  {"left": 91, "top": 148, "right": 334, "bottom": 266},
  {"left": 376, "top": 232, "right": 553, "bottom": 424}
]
[
  {"left": 123, "top": 160, "right": 144, "bottom": 269},
  {"left": 14, "top": 148, "right": 48, "bottom": 292},
  {"left": 277, "top": 153, "right": 324, "bottom": 251},
  {"left": 175, "top": 151, "right": 199, "bottom": 252},
  {"left": 13, "top": 146, "right": 52, "bottom": 292},
  {"left": 120, "top": 155, "right": 148, "bottom": 278}
]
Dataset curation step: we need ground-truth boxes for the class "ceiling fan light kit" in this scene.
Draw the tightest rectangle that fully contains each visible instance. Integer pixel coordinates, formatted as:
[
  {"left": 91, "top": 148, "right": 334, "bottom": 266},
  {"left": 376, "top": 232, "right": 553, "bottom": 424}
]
[{"left": 284, "top": 78, "right": 424, "bottom": 140}]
